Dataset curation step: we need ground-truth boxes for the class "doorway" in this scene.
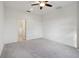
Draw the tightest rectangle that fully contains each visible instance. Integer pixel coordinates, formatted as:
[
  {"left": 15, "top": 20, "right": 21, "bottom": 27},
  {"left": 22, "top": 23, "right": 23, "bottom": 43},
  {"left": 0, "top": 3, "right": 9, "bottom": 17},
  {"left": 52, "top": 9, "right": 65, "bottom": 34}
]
[{"left": 17, "top": 19, "right": 26, "bottom": 42}]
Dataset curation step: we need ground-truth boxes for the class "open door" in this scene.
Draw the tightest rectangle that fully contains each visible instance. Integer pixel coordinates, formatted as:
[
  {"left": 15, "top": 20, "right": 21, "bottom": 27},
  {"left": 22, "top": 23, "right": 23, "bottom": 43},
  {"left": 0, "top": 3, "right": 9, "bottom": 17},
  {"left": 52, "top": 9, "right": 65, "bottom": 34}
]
[{"left": 17, "top": 19, "right": 26, "bottom": 42}]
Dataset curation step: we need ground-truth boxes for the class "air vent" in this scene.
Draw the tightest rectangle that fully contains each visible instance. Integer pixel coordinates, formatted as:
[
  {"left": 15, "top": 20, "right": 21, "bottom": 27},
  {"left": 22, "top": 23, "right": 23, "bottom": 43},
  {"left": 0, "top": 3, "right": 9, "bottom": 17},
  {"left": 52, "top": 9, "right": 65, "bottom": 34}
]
[{"left": 56, "top": 6, "right": 62, "bottom": 9}]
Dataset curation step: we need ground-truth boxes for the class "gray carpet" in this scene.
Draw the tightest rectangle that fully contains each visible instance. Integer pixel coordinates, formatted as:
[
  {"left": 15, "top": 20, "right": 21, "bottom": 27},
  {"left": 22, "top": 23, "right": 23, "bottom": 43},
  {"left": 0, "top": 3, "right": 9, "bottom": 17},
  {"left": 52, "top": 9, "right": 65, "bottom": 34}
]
[{"left": 1, "top": 38, "right": 79, "bottom": 58}]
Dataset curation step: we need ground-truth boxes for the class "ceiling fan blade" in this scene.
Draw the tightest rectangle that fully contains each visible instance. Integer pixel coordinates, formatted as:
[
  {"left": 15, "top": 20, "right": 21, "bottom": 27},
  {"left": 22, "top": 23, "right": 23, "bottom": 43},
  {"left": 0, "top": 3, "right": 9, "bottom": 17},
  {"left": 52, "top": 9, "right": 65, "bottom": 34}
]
[
  {"left": 40, "top": 7, "right": 43, "bottom": 10},
  {"left": 45, "top": 4, "right": 52, "bottom": 7},
  {"left": 45, "top": 1, "right": 48, "bottom": 2},
  {"left": 27, "top": 10, "right": 31, "bottom": 12},
  {"left": 31, "top": 3, "right": 39, "bottom": 6}
]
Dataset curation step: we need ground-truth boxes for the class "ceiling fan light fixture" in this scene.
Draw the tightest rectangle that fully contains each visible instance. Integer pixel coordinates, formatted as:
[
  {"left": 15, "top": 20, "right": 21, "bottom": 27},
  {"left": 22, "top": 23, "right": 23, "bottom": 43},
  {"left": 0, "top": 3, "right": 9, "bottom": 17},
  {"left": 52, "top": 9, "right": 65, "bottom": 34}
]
[{"left": 40, "top": 2, "right": 45, "bottom": 7}]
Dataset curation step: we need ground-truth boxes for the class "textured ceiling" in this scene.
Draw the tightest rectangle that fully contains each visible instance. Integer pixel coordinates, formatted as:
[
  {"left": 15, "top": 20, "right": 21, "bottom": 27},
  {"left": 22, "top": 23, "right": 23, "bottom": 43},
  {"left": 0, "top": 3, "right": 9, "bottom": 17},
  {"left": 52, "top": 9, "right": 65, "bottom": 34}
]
[{"left": 4, "top": 1, "right": 76, "bottom": 15}]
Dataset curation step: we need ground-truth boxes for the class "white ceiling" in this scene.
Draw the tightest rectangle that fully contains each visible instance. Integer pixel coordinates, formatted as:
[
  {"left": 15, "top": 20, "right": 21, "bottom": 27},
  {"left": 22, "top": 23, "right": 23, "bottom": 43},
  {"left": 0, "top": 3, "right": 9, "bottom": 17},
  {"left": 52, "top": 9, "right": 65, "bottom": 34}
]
[{"left": 4, "top": 1, "right": 76, "bottom": 15}]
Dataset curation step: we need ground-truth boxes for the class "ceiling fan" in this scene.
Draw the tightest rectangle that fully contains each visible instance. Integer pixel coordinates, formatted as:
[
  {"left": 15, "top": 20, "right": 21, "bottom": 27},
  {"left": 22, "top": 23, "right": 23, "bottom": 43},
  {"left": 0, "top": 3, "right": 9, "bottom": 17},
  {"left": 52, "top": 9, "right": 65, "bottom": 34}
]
[
  {"left": 31, "top": 1, "right": 53, "bottom": 10},
  {"left": 26, "top": 1, "right": 53, "bottom": 13}
]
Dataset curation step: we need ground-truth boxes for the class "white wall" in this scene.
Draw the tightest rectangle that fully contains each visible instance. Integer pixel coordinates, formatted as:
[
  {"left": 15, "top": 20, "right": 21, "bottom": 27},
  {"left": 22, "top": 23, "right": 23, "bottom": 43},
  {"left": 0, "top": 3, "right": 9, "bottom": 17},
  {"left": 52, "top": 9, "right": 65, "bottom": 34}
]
[
  {"left": 77, "top": 2, "right": 79, "bottom": 48},
  {"left": 0, "top": 2, "right": 4, "bottom": 55},
  {"left": 4, "top": 7, "right": 43, "bottom": 44},
  {"left": 26, "top": 13, "right": 43, "bottom": 40},
  {"left": 43, "top": 3, "right": 77, "bottom": 47},
  {"left": 3, "top": 8, "right": 23, "bottom": 43}
]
